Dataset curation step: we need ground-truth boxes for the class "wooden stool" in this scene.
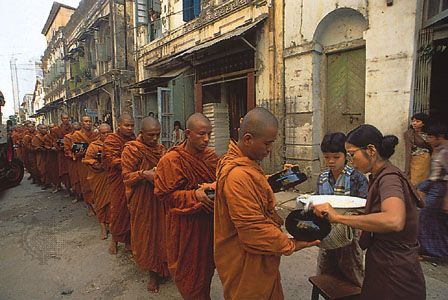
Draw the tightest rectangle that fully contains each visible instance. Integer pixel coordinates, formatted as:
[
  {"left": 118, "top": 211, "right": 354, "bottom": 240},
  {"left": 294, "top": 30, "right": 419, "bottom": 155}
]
[{"left": 309, "top": 274, "right": 361, "bottom": 300}]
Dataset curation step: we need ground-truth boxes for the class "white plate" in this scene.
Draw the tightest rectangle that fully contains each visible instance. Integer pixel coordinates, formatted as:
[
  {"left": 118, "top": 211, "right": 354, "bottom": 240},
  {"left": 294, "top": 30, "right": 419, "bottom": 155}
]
[{"left": 297, "top": 195, "right": 366, "bottom": 209}]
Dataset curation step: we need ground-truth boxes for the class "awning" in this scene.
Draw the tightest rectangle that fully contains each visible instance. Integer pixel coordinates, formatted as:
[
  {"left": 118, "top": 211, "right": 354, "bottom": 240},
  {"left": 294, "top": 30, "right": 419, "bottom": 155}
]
[
  {"left": 175, "top": 14, "right": 267, "bottom": 59},
  {"left": 127, "top": 66, "right": 190, "bottom": 89}
]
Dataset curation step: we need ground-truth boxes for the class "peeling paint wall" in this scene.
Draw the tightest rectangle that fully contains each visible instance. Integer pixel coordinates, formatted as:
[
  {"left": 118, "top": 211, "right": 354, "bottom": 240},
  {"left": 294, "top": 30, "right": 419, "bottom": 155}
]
[{"left": 284, "top": 0, "right": 419, "bottom": 191}]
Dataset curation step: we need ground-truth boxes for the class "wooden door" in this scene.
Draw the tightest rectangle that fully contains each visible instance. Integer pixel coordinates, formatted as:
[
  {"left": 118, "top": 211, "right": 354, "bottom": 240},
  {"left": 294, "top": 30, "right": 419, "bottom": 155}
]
[
  {"left": 227, "top": 79, "right": 247, "bottom": 140},
  {"left": 326, "top": 48, "right": 366, "bottom": 134},
  {"left": 157, "top": 87, "right": 173, "bottom": 148}
]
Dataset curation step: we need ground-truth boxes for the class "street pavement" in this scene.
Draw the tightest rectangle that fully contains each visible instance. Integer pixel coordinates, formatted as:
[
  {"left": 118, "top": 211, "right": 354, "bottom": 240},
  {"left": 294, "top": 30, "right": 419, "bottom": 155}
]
[{"left": 1, "top": 178, "right": 447, "bottom": 299}]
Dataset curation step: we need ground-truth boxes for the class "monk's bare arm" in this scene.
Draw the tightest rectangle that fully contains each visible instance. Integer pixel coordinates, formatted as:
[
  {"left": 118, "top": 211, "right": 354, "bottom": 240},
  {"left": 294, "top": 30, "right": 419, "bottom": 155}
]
[{"left": 224, "top": 170, "right": 295, "bottom": 256}]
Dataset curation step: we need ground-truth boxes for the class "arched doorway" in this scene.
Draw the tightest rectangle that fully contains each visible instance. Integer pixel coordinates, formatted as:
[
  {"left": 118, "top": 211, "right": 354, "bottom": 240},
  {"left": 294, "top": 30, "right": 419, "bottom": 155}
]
[{"left": 313, "top": 8, "right": 368, "bottom": 134}]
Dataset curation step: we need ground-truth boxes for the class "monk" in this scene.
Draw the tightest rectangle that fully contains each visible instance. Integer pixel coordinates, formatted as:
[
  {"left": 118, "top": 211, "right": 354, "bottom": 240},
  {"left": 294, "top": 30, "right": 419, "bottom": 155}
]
[
  {"left": 214, "top": 108, "right": 320, "bottom": 299},
  {"left": 104, "top": 114, "right": 136, "bottom": 254},
  {"left": 70, "top": 116, "right": 99, "bottom": 214},
  {"left": 53, "top": 113, "right": 73, "bottom": 192},
  {"left": 155, "top": 113, "right": 218, "bottom": 300},
  {"left": 31, "top": 124, "right": 48, "bottom": 187},
  {"left": 43, "top": 124, "right": 61, "bottom": 192},
  {"left": 23, "top": 123, "right": 38, "bottom": 182},
  {"left": 64, "top": 122, "right": 82, "bottom": 201},
  {"left": 83, "top": 123, "right": 112, "bottom": 239},
  {"left": 121, "top": 117, "right": 169, "bottom": 292}
]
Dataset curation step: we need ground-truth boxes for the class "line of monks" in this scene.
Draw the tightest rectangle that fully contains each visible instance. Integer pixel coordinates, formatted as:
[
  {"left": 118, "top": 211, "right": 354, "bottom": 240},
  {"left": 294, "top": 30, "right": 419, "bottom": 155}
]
[{"left": 10, "top": 108, "right": 318, "bottom": 299}]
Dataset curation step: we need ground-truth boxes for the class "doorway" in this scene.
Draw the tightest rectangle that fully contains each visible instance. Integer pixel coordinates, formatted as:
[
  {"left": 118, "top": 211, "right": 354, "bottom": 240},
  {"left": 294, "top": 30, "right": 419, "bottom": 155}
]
[
  {"left": 325, "top": 47, "right": 366, "bottom": 134},
  {"left": 429, "top": 38, "right": 448, "bottom": 126}
]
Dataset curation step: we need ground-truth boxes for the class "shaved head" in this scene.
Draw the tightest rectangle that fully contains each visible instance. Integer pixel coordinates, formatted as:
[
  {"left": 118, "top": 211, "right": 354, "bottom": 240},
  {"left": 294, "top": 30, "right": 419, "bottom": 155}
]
[
  {"left": 118, "top": 113, "right": 134, "bottom": 125},
  {"left": 72, "top": 122, "right": 81, "bottom": 130},
  {"left": 186, "top": 113, "right": 211, "bottom": 130},
  {"left": 238, "top": 107, "right": 278, "bottom": 161},
  {"left": 140, "top": 117, "right": 161, "bottom": 147},
  {"left": 239, "top": 107, "right": 278, "bottom": 140},
  {"left": 98, "top": 123, "right": 111, "bottom": 132},
  {"left": 141, "top": 116, "right": 160, "bottom": 131}
]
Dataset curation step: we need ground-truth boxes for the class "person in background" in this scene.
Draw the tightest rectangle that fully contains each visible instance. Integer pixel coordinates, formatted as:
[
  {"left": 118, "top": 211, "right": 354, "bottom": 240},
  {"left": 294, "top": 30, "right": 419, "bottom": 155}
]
[
  {"left": 417, "top": 123, "right": 448, "bottom": 258},
  {"left": 404, "top": 113, "right": 431, "bottom": 189},
  {"left": 315, "top": 132, "right": 368, "bottom": 287},
  {"left": 171, "top": 120, "right": 185, "bottom": 147},
  {"left": 313, "top": 124, "right": 426, "bottom": 300}
]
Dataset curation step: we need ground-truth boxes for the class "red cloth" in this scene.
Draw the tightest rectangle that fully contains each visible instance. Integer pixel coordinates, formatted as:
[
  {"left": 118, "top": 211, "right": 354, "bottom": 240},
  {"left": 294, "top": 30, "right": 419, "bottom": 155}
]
[
  {"left": 122, "top": 136, "right": 169, "bottom": 276},
  {"left": 70, "top": 130, "right": 99, "bottom": 205},
  {"left": 82, "top": 139, "right": 110, "bottom": 224},
  {"left": 154, "top": 143, "right": 218, "bottom": 300},
  {"left": 104, "top": 132, "right": 135, "bottom": 243}
]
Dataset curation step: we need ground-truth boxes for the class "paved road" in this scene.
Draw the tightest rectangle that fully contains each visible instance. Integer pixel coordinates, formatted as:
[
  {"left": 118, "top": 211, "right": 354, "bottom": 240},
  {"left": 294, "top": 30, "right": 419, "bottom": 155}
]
[{"left": 1, "top": 179, "right": 447, "bottom": 299}]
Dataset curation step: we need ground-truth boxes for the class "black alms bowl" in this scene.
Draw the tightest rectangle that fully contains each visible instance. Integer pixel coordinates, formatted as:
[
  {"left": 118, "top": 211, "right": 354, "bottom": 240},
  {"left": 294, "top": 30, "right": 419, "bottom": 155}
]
[
  {"left": 71, "top": 142, "right": 89, "bottom": 153},
  {"left": 285, "top": 209, "right": 331, "bottom": 242},
  {"left": 268, "top": 166, "right": 307, "bottom": 193}
]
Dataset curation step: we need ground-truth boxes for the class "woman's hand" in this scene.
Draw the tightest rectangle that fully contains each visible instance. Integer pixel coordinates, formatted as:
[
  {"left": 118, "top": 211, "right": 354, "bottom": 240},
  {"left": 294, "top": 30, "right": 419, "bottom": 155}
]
[{"left": 313, "top": 203, "right": 340, "bottom": 223}]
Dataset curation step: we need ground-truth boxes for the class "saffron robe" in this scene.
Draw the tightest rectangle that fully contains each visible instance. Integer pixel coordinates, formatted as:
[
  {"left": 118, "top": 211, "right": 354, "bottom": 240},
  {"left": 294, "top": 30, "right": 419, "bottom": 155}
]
[
  {"left": 154, "top": 143, "right": 218, "bottom": 300},
  {"left": 31, "top": 133, "right": 46, "bottom": 183},
  {"left": 122, "top": 136, "right": 169, "bottom": 276},
  {"left": 214, "top": 141, "right": 296, "bottom": 300},
  {"left": 82, "top": 139, "right": 110, "bottom": 224},
  {"left": 64, "top": 132, "right": 81, "bottom": 196},
  {"left": 43, "top": 130, "right": 60, "bottom": 187},
  {"left": 54, "top": 123, "right": 73, "bottom": 188},
  {"left": 104, "top": 132, "right": 135, "bottom": 243},
  {"left": 70, "top": 130, "right": 98, "bottom": 205}
]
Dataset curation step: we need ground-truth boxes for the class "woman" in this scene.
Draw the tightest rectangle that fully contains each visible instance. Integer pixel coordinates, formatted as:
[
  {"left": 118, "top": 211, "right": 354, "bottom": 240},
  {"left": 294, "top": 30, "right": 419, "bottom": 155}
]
[
  {"left": 417, "top": 123, "right": 448, "bottom": 258},
  {"left": 404, "top": 113, "right": 431, "bottom": 187},
  {"left": 171, "top": 120, "right": 185, "bottom": 146},
  {"left": 315, "top": 132, "right": 368, "bottom": 287},
  {"left": 314, "top": 124, "right": 426, "bottom": 300}
]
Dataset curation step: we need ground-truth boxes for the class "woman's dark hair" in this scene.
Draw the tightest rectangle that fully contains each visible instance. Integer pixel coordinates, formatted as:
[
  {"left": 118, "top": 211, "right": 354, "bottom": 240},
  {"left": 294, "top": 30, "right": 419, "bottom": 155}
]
[
  {"left": 320, "top": 132, "right": 347, "bottom": 154},
  {"left": 411, "top": 112, "right": 429, "bottom": 131},
  {"left": 347, "top": 124, "right": 399, "bottom": 160},
  {"left": 174, "top": 120, "right": 182, "bottom": 129},
  {"left": 426, "top": 123, "right": 448, "bottom": 139}
]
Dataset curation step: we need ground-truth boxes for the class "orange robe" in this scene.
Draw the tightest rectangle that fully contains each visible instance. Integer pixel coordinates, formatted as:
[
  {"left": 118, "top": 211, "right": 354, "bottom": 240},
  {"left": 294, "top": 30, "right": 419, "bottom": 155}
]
[
  {"left": 43, "top": 131, "right": 60, "bottom": 187},
  {"left": 31, "top": 133, "right": 46, "bottom": 183},
  {"left": 54, "top": 124, "right": 73, "bottom": 188},
  {"left": 104, "top": 132, "right": 135, "bottom": 243},
  {"left": 70, "top": 130, "right": 99, "bottom": 205},
  {"left": 121, "top": 136, "right": 169, "bottom": 277},
  {"left": 154, "top": 143, "right": 218, "bottom": 300},
  {"left": 82, "top": 139, "right": 110, "bottom": 224},
  {"left": 64, "top": 132, "right": 81, "bottom": 196},
  {"left": 214, "top": 141, "right": 296, "bottom": 300},
  {"left": 22, "top": 132, "right": 33, "bottom": 175}
]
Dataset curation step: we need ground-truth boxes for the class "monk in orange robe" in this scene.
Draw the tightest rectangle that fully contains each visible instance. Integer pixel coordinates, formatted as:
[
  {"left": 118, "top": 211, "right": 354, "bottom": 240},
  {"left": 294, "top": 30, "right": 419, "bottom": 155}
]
[
  {"left": 70, "top": 116, "right": 99, "bottom": 215},
  {"left": 104, "top": 114, "right": 136, "bottom": 254},
  {"left": 64, "top": 122, "right": 82, "bottom": 201},
  {"left": 214, "top": 108, "right": 319, "bottom": 300},
  {"left": 53, "top": 113, "right": 73, "bottom": 191},
  {"left": 82, "top": 123, "right": 112, "bottom": 239},
  {"left": 43, "top": 124, "right": 61, "bottom": 192},
  {"left": 122, "top": 117, "right": 169, "bottom": 293},
  {"left": 155, "top": 113, "right": 218, "bottom": 300},
  {"left": 31, "top": 124, "right": 48, "bottom": 187},
  {"left": 22, "top": 124, "right": 35, "bottom": 180}
]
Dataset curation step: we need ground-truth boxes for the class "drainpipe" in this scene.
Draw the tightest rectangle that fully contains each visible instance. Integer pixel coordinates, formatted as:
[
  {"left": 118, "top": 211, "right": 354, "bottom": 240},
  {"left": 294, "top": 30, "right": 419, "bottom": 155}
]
[{"left": 124, "top": 0, "right": 128, "bottom": 70}]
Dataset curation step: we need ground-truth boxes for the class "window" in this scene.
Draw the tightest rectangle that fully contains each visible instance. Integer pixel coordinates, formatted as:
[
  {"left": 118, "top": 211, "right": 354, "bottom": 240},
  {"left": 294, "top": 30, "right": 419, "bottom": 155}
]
[
  {"left": 425, "top": 0, "right": 448, "bottom": 27},
  {"left": 183, "top": 0, "right": 201, "bottom": 22}
]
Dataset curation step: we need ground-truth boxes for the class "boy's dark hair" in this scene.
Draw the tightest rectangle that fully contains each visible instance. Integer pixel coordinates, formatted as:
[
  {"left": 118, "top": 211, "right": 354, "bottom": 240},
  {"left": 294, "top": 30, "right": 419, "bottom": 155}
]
[
  {"left": 321, "top": 132, "right": 347, "bottom": 154},
  {"left": 426, "top": 123, "right": 448, "bottom": 139}
]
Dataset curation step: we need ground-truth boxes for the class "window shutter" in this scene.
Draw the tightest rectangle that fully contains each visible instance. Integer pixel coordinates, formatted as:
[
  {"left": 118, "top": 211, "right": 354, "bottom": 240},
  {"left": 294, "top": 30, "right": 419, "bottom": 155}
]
[
  {"left": 136, "top": 0, "right": 149, "bottom": 25},
  {"left": 193, "top": 0, "right": 201, "bottom": 17},
  {"left": 183, "top": 0, "right": 194, "bottom": 22}
]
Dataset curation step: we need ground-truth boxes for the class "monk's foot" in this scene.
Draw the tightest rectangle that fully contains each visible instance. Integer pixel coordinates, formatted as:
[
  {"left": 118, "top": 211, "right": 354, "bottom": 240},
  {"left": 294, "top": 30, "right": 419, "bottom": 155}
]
[
  {"left": 101, "top": 224, "right": 108, "bottom": 240},
  {"left": 147, "top": 273, "right": 160, "bottom": 293},
  {"left": 124, "top": 243, "right": 132, "bottom": 253},
  {"left": 87, "top": 207, "right": 95, "bottom": 217},
  {"left": 108, "top": 241, "right": 118, "bottom": 255}
]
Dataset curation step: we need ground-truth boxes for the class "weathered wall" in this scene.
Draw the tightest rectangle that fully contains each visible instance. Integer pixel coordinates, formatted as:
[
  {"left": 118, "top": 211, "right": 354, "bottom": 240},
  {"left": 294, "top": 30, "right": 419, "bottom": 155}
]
[
  {"left": 44, "top": 7, "right": 76, "bottom": 42},
  {"left": 284, "top": 0, "right": 418, "bottom": 190}
]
